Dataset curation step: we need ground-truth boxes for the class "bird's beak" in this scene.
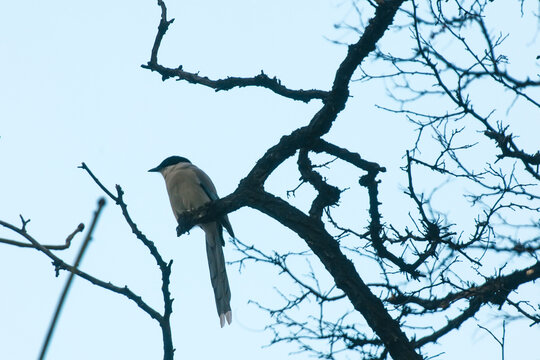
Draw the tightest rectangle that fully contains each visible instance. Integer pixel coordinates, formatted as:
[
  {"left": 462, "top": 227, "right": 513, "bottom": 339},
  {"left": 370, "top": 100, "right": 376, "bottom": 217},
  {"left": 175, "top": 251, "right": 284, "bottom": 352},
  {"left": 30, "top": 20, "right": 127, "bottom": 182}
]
[{"left": 148, "top": 167, "right": 160, "bottom": 173}]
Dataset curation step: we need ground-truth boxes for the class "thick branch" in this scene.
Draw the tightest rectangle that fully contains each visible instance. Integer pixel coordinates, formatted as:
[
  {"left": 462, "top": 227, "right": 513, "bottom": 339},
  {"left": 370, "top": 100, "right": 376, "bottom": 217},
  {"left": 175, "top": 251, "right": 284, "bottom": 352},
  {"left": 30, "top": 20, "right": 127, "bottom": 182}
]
[
  {"left": 168, "top": 1, "right": 420, "bottom": 358},
  {"left": 310, "top": 139, "right": 386, "bottom": 173},
  {"left": 175, "top": 182, "right": 421, "bottom": 358},
  {"left": 142, "top": 63, "right": 330, "bottom": 103},
  {"left": 389, "top": 261, "right": 540, "bottom": 311},
  {"left": 247, "top": 189, "right": 423, "bottom": 360},
  {"left": 297, "top": 149, "right": 341, "bottom": 220},
  {"left": 241, "top": 0, "right": 406, "bottom": 188},
  {"left": 142, "top": 1, "right": 328, "bottom": 103}
]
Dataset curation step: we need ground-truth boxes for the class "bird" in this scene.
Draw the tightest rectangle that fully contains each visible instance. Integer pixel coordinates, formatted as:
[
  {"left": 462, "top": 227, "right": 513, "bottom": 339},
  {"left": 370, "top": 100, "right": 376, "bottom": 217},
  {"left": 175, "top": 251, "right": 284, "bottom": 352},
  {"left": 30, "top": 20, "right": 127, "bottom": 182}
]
[{"left": 148, "top": 155, "right": 234, "bottom": 327}]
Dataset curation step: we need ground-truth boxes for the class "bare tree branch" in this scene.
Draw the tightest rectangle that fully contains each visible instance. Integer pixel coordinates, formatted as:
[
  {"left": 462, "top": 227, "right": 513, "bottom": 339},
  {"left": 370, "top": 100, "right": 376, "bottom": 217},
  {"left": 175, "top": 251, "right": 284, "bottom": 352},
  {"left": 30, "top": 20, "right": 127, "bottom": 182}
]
[
  {"left": 0, "top": 222, "right": 84, "bottom": 250},
  {"left": 79, "top": 162, "right": 175, "bottom": 359}
]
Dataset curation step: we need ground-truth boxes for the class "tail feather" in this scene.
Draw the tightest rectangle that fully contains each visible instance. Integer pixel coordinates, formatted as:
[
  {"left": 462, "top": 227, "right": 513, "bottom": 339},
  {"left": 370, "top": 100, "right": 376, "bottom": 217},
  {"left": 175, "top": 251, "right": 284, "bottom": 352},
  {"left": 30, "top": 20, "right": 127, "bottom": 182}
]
[{"left": 204, "top": 224, "right": 232, "bottom": 327}]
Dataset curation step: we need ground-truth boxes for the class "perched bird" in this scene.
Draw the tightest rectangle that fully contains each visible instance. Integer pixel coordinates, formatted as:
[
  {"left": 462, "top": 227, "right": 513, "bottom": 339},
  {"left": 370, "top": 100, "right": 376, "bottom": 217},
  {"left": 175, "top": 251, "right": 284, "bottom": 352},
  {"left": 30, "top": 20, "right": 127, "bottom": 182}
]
[{"left": 149, "top": 156, "right": 233, "bottom": 327}]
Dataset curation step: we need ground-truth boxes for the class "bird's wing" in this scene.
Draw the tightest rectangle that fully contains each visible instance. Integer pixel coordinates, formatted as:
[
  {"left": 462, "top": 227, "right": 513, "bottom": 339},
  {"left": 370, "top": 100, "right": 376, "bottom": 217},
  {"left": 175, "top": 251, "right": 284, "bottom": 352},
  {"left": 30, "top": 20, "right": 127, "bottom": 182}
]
[
  {"left": 193, "top": 166, "right": 219, "bottom": 201},
  {"left": 193, "top": 166, "right": 235, "bottom": 239},
  {"left": 199, "top": 179, "right": 219, "bottom": 201}
]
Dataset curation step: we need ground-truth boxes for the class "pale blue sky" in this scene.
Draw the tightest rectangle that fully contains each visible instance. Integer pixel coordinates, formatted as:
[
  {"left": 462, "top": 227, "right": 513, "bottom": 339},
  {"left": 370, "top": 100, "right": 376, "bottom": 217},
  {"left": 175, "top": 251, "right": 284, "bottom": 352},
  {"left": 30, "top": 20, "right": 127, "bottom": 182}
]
[{"left": 1, "top": 1, "right": 539, "bottom": 359}]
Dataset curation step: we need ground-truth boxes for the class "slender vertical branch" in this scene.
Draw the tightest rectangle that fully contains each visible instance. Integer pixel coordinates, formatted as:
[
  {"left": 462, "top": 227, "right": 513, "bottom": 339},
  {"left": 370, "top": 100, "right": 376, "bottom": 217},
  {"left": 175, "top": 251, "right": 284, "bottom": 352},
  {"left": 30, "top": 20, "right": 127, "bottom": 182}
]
[
  {"left": 39, "top": 198, "right": 106, "bottom": 360},
  {"left": 79, "top": 162, "right": 175, "bottom": 360}
]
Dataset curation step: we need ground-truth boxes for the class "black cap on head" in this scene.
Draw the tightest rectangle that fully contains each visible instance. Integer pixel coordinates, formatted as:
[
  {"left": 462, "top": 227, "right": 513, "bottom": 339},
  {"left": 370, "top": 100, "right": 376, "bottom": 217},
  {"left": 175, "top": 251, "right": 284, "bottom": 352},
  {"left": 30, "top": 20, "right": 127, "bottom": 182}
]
[{"left": 148, "top": 156, "right": 191, "bottom": 172}]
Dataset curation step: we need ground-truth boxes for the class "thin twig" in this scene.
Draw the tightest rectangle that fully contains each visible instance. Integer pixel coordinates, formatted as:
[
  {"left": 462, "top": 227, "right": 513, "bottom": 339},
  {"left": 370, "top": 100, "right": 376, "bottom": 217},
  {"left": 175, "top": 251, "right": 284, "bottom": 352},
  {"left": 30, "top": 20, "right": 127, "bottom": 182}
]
[
  {"left": 0, "top": 223, "right": 84, "bottom": 250},
  {"left": 0, "top": 218, "right": 163, "bottom": 322},
  {"left": 478, "top": 321, "right": 505, "bottom": 360}
]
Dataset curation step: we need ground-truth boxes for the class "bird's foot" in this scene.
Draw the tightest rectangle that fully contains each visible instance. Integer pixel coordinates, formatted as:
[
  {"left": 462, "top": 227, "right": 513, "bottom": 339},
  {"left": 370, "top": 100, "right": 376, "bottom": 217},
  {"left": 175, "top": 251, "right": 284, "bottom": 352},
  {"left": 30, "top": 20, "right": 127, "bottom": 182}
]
[{"left": 176, "top": 223, "right": 190, "bottom": 237}]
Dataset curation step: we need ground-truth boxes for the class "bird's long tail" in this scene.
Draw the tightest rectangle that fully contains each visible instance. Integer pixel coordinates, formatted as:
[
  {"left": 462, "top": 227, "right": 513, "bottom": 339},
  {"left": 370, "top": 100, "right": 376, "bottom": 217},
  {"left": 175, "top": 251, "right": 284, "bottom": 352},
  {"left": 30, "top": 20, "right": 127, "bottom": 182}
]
[{"left": 205, "top": 225, "right": 232, "bottom": 327}]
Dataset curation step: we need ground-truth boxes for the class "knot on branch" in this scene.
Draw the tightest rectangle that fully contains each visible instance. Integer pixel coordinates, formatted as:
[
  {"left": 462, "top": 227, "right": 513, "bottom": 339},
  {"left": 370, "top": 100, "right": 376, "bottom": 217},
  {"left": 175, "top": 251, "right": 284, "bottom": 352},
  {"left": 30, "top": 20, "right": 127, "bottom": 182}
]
[
  {"left": 359, "top": 171, "right": 380, "bottom": 187},
  {"left": 484, "top": 129, "right": 512, "bottom": 149},
  {"left": 484, "top": 129, "right": 540, "bottom": 166},
  {"left": 298, "top": 149, "right": 342, "bottom": 219},
  {"left": 424, "top": 221, "right": 441, "bottom": 240},
  {"left": 52, "top": 259, "right": 63, "bottom": 277},
  {"left": 465, "top": 277, "right": 512, "bottom": 308},
  {"left": 488, "top": 287, "right": 512, "bottom": 307}
]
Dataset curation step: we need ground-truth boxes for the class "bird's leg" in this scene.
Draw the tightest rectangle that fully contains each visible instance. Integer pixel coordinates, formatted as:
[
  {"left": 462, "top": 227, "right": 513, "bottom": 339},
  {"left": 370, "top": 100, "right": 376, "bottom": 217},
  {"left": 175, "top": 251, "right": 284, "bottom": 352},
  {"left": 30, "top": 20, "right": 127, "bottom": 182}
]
[
  {"left": 176, "top": 223, "right": 190, "bottom": 237},
  {"left": 175, "top": 210, "right": 192, "bottom": 237}
]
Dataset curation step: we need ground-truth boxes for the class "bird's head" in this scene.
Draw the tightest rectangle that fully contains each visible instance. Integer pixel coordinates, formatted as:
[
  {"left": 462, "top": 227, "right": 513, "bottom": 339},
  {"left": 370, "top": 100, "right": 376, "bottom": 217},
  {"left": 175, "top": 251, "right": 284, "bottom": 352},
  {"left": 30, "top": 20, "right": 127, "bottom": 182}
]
[{"left": 148, "top": 156, "right": 191, "bottom": 173}]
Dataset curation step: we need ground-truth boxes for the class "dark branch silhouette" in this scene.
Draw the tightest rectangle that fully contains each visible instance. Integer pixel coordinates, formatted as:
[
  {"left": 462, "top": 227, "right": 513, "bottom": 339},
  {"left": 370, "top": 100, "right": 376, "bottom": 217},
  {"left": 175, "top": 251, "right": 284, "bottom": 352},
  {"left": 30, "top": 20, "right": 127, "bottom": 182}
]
[
  {"left": 0, "top": 222, "right": 84, "bottom": 250},
  {"left": 2, "top": 1, "right": 538, "bottom": 359},
  {"left": 152, "top": 0, "right": 539, "bottom": 359}
]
